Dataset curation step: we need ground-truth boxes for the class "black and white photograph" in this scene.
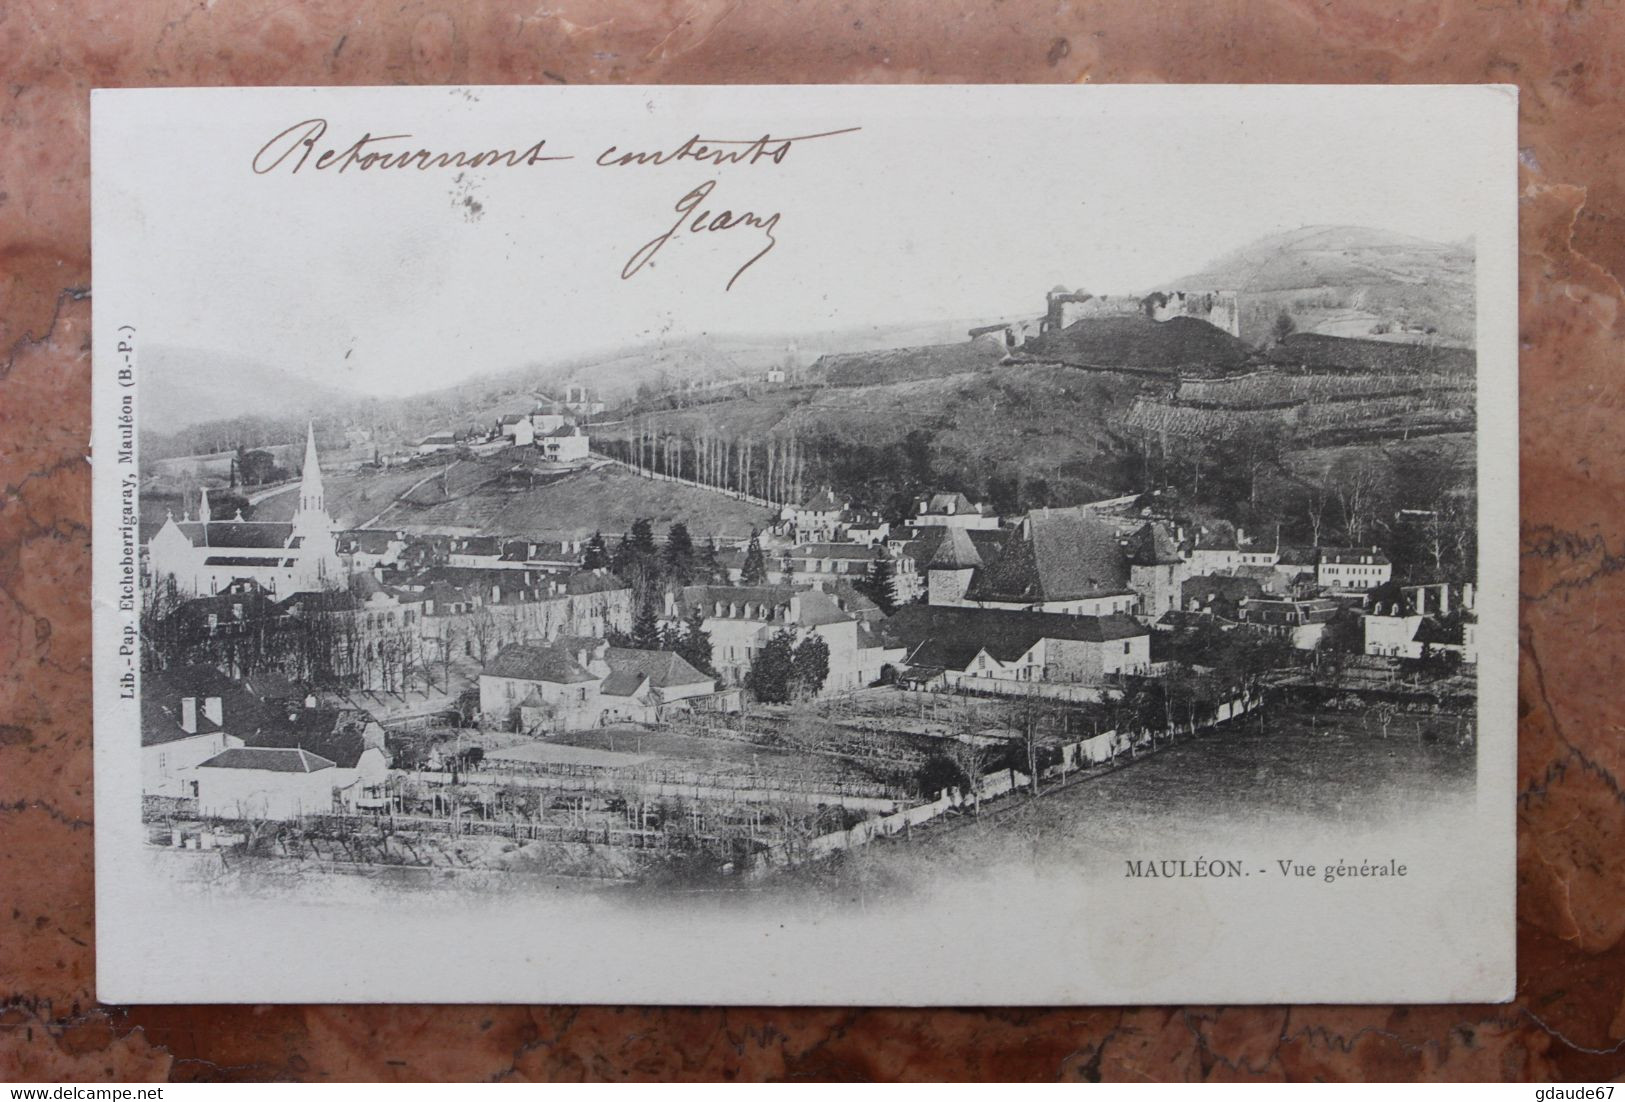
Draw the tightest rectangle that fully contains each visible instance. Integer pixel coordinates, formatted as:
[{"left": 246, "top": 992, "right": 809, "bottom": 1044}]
[{"left": 92, "top": 84, "right": 1518, "bottom": 1005}]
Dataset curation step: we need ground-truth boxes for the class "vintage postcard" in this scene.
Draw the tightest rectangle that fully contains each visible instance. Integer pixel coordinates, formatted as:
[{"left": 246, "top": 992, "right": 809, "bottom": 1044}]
[{"left": 91, "top": 84, "right": 1517, "bottom": 1005}]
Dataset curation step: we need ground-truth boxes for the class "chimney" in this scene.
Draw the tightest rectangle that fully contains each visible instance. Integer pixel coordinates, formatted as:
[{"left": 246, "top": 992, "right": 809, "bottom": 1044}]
[
  {"left": 491, "top": 584, "right": 501, "bottom": 602},
  {"left": 1463, "top": 582, "right": 1475, "bottom": 610},
  {"left": 180, "top": 697, "right": 198, "bottom": 734},
  {"left": 1438, "top": 583, "right": 1450, "bottom": 615},
  {"left": 203, "top": 696, "right": 223, "bottom": 727}
]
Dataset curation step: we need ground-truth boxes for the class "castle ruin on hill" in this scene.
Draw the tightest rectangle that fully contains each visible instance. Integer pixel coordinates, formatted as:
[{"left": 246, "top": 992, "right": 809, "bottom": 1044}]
[
  {"left": 970, "top": 287, "right": 1242, "bottom": 352},
  {"left": 1043, "top": 288, "right": 1241, "bottom": 338}
]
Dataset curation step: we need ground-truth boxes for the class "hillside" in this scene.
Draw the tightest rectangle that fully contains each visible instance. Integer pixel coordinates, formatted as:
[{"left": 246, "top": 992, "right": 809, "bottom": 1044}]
[
  {"left": 1266, "top": 332, "right": 1476, "bottom": 375},
  {"left": 251, "top": 461, "right": 461, "bottom": 529},
  {"left": 382, "top": 461, "right": 774, "bottom": 541},
  {"left": 1013, "top": 315, "right": 1255, "bottom": 375},
  {"left": 143, "top": 346, "right": 363, "bottom": 433},
  {"left": 596, "top": 365, "right": 1151, "bottom": 508},
  {"left": 255, "top": 455, "right": 773, "bottom": 540},
  {"left": 1164, "top": 225, "right": 1476, "bottom": 346},
  {"left": 811, "top": 340, "right": 1006, "bottom": 387}
]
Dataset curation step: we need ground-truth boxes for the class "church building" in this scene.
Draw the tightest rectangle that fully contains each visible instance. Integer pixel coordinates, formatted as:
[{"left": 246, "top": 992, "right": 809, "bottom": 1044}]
[{"left": 147, "top": 424, "right": 343, "bottom": 597}]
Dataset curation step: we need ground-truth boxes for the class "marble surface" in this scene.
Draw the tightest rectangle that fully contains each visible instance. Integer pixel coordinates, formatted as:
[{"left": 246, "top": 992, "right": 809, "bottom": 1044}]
[{"left": 3, "top": 0, "right": 1623, "bottom": 1082}]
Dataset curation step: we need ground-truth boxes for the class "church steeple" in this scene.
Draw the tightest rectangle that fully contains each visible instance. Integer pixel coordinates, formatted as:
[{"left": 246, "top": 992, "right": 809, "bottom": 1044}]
[
  {"left": 198, "top": 486, "right": 212, "bottom": 524},
  {"left": 289, "top": 422, "right": 338, "bottom": 585},
  {"left": 297, "top": 422, "right": 324, "bottom": 517}
]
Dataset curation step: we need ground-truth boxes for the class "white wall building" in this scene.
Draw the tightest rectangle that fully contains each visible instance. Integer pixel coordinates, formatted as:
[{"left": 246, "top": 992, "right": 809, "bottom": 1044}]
[
  {"left": 1318, "top": 547, "right": 1393, "bottom": 591},
  {"left": 147, "top": 424, "right": 342, "bottom": 597}
]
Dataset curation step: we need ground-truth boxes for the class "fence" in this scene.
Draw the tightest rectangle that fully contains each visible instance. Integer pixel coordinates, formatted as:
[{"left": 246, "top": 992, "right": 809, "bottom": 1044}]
[
  {"left": 304, "top": 811, "right": 680, "bottom": 850},
  {"left": 744, "top": 686, "right": 1266, "bottom": 877},
  {"left": 746, "top": 768, "right": 1031, "bottom": 877},
  {"left": 143, "top": 794, "right": 199, "bottom": 820},
  {"left": 665, "top": 715, "right": 931, "bottom": 770},
  {"left": 410, "top": 761, "right": 905, "bottom": 809},
  {"left": 594, "top": 454, "right": 783, "bottom": 512},
  {"left": 945, "top": 678, "right": 1112, "bottom": 705}
]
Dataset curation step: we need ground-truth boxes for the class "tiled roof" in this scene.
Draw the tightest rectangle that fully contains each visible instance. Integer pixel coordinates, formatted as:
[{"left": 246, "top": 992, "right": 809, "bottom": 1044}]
[
  {"left": 339, "top": 529, "right": 400, "bottom": 554},
  {"left": 603, "top": 647, "right": 711, "bottom": 690},
  {"left": 599, "top": 669, "right": 648, "bottom": 697},
  {"left": 483, "top": 643, "right": 597, "bottom": 685},
  {"left": 564, "top": 570, "right": 628, "bottom": 595},
  {"left": 1189, "top": 522, "right": 1239, "bottom": 552},
  {"left": 795, "top": 589, "right": 860, "bottom": 628},
  {"left": 679, "top": 585, "right": 796, "bottom": 620},
  {"left": 794, "top": 486, "right": 842, "bottom": 510},
  {"left": 198, "top": 747, "right": 335, "bottom": 773},
  {"left": 883, "top": 605, "right": 1147, "bottom": 671},
  {"left": 1322, "top": 547, "right": 1392, "bottom": 565},
  {"left": 967, "top": 509, "right": 1130, "bottom": 603},
  {"left": 905, "top": 524, "right": 1000, "bottom": 555},
  {"left": 829, "top": 582, "right": 884, "bottom": 621},
  {"left": 174, "top": 521, "right": 295, "bottom": 549},
  {"left": 927, "top": 527, "right": 984, "bottom": 570},
  {"left": 141, "top": 694, "right": 223, "bottom": 747},
  {"left": 791, "top": 543, "right": 884, "bottom": 561},
  {"left": 1125, "top": 521, "right": 1183, "bottom": 566},
  {"left": 141, "top": 665, "right": 278, "bottom": 748},
  {"left": 1182, "top": 574, "right": 1265, "bottom": 605},
  {"left": 244, "top": 707, "right": 379, "bottom": 768},
  {"left": 278, "top": 589, "right": 362, "bottom": 614}
]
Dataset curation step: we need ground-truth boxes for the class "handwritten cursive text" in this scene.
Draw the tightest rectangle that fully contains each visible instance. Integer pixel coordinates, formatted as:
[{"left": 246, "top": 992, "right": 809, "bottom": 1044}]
[
  {"left": 621, "top": 180, "right": 781, "bottom": 292},
  {"left": 252, "top": 119, "right": 571, "bottom": 175},
  {"left": 596, "top": 126, "right": 860, "bottom": 169}
]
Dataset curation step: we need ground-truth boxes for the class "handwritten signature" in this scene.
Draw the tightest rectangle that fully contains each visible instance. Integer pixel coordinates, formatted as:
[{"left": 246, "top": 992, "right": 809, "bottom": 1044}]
[
  {"left": 622, "top": 180, "right": 779, "bottom": 292},
  {"left": 608, "top": 129, "right": 856, "bottom": 291}
]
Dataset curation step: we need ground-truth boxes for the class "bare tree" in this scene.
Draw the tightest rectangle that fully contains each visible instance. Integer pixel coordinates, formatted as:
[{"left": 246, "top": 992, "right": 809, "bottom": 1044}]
[
  {"left": 947, "top": 738, "right": 992, "bottom": 813},
  {"left": 466, "top": 606, "right": 501, "bottom": 667},
  {"left": 1332, "top": 456, "right": 1386, "bottom": 545},
  {"left": 1303, "top": 480, "right": 1332, "bottom": 547}
]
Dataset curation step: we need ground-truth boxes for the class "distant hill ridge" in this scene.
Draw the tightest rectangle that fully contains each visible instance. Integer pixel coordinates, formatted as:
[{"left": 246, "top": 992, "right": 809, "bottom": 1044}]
[
  {"left": 1164, "top": 224, "right": 1475, "bottom": 346},
  {"left": 1169, "top": 224, "right": 1472, "bottom": 294}
]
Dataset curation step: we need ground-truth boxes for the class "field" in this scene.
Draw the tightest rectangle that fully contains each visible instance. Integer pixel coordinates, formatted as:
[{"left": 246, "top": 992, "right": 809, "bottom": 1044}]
[
  {"left": 380, "top": 460, "right": 774, "bottom": 541},
  {"left": 1285, "top": 432, "right": 1476, "bottom": 487},
  {"left": 250, "top": 460, "right": 460, "bottom": 528},
  {"left": 1176, "top": 372, "right": 1471, "bottom": 408},
  {"left": 812, "top": 340, "right": 1005, "bottom": 387},
  {"left": 547, "top": 725, "right": 907, "bottom": 791},
  {"left": 758, "top": 702, "right": 1477, "bottom": 899},
  {"left": 597, "top": 365, "right": 1149, "bottom": 505},
  {"left": 1124, "top": 394, "right": 1472, "bottom": 442}
]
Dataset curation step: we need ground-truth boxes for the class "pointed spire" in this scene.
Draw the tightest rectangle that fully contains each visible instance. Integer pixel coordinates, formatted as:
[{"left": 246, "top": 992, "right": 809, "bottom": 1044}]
[
  {"left": 929, "top": 526, "right": 983, "bottom": 570},
  {"left": 199, "top": 486, "right": 211, "bottom": 524},
  {"left": 297, "top": 421, "right": 324, "bottom": 517}
]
